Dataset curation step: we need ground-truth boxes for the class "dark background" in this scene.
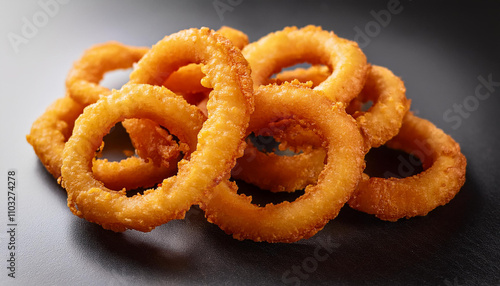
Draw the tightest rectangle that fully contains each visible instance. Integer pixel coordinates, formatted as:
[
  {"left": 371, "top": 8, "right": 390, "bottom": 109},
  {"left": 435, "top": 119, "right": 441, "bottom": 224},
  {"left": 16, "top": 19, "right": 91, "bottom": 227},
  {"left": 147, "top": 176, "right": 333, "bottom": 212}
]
[{"left": 1, "top": 0, "right": 499, "bottom": 285}]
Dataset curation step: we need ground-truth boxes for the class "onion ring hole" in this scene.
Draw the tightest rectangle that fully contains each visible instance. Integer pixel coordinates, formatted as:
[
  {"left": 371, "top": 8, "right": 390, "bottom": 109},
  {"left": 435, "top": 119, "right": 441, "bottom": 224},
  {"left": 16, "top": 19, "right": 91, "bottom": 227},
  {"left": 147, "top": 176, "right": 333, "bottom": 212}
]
[{"left": 364, "top": 145, "right": 424, "bottom": 179}]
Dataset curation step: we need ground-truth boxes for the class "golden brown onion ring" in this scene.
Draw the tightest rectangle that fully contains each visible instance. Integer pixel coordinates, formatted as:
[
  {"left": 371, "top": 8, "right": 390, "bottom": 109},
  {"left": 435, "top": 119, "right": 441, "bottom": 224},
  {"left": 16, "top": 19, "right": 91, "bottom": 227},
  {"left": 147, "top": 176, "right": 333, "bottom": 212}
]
[
  {"left": 201, "top": 83, "right": 365, "bottom": 243},
  {"left": 61, "top": 84, "right": 206, "bottom": 232},
  {"left": 128, "top": 27, "right": 254, "bottom": 187},
  {"left": 127, "top": 26, "right": 250, "bottom": 164},
  {"left": 242, "top": 25, "right": 368, "bottom": 103},
  {"left": 348, "top": 112, "right": 467, "bottom": 221}
]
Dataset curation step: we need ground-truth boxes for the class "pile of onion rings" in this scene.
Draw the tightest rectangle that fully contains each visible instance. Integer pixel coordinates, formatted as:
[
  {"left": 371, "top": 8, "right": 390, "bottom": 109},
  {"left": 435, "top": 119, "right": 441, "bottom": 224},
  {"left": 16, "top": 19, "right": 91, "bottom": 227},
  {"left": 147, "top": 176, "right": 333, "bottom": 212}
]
[{"left": 27, "top": 25, "right": 466, "bottom": 242}]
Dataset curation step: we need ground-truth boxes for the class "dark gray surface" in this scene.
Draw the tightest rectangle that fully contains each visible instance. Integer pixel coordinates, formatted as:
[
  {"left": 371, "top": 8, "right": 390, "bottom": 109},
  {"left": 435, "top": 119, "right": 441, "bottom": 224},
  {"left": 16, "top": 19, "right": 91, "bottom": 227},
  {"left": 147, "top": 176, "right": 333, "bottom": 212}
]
[{"left": 1, "top": 0, "right": 499, "bottom": 285}]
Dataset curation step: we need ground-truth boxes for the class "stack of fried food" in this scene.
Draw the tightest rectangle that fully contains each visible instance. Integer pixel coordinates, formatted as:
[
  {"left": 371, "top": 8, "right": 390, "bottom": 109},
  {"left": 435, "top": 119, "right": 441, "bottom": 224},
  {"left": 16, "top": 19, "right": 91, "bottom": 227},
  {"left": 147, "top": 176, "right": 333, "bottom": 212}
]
[{"left": 27, "top": 26, "right": 466, "bottom": 243}]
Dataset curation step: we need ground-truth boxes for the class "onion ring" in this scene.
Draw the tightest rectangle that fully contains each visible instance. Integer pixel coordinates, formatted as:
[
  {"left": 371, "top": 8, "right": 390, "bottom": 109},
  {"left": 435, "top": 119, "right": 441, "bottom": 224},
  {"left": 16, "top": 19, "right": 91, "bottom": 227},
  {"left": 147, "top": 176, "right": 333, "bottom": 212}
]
[
  {"left": 61, "top": 84, "right": 206, "bottom": 232},
  {"left": 242, "top": 25, "right": 368, "bottom": 103},
  {"left": 126, "top": 26, "right": 250, "bottom": 163},
  {"left": 201, "top": 83, "right": 365, "bottom": 243},
  {"left": 127, "top": 27, "right": 254, "bottom": 181},
  {"left": 348, "top": 112, "right": 467, "bottom": 221}
]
